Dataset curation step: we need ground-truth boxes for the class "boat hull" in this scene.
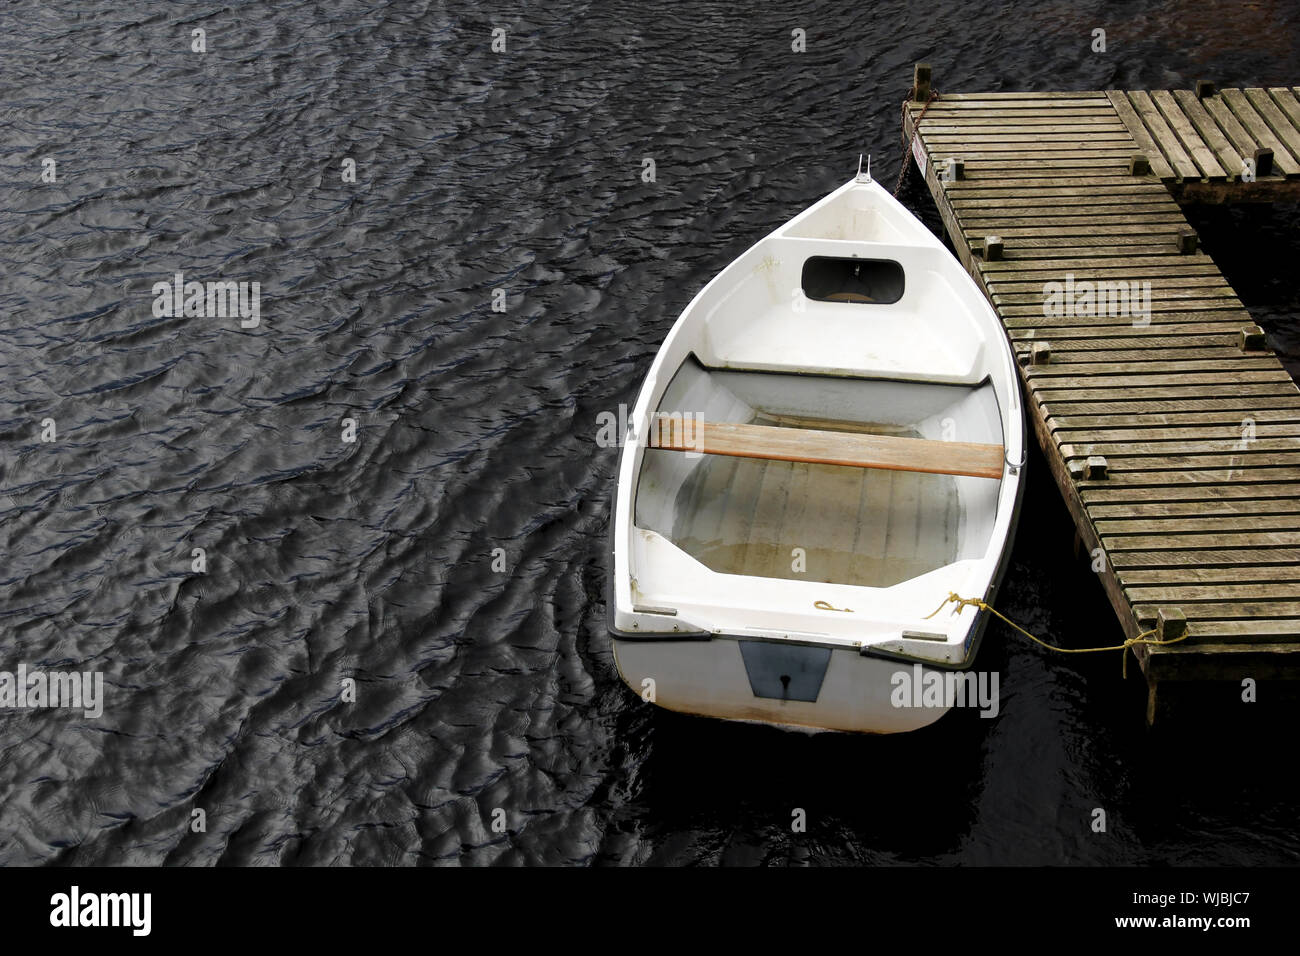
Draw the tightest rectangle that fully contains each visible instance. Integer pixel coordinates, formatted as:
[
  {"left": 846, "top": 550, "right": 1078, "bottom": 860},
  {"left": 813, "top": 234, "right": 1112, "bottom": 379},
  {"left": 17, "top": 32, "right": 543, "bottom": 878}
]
[
  {"left": 607, "top": 174, "right": 1025, "bottom": 734},
  {"left": 612, "top": 635, "right": 975, "bottom": 734}
]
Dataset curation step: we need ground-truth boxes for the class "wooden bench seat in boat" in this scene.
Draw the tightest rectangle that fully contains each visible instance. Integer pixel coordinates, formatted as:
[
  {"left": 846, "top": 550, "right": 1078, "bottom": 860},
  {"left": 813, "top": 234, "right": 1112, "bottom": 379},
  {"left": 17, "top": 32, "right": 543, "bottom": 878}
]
[{"left": 652, "top": 419, "right": 1004, "bottom": 480}]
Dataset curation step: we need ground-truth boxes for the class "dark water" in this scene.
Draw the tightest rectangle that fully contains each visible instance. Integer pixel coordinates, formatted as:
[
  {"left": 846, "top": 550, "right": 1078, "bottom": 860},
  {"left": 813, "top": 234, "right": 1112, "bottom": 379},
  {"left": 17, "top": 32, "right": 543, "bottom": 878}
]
[{"left": 2, "top": 0, "right": 1299, "bottom": 866}]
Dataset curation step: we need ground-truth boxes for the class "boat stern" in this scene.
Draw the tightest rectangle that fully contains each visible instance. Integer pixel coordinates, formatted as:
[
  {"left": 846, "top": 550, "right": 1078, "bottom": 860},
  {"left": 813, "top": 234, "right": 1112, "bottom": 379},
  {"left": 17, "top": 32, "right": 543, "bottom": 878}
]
[{"left": 608, "top": 630, "right": 982, "bottom": 734}]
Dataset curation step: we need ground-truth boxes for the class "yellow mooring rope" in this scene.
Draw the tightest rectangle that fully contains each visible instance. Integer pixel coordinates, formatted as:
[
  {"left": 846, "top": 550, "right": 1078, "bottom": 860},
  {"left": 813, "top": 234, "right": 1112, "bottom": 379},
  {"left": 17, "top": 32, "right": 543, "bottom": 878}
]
[{"left": 923, "top": 592, "right": 1191, "bottom": 678}]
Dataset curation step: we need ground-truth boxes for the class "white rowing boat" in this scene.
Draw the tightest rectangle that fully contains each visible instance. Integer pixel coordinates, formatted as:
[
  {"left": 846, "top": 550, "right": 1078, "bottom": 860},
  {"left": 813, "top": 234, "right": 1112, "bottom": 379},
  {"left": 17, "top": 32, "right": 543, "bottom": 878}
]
[{"left": 607, "top": 168, "right": 1025, "bottom": 733}]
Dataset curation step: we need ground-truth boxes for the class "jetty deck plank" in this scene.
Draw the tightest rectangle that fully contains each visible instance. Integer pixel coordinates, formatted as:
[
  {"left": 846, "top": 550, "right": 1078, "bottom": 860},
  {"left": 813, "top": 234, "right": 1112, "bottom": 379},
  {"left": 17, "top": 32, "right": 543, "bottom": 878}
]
[
  {"left": 1102, "top": 86, "right": 1300, "bottom": 198},
  {"left": 1128, "top": 90, "right": 1202, "bottom": 181},
  {"left": 1172, "top": 89, "right": 1245, "bottom": 179},
  {"left": 903, "top": 83, "right": 1300, "bottom": 703},
  {"left": 1218, "top": 89, "right": 1300, "bottom": 176}
]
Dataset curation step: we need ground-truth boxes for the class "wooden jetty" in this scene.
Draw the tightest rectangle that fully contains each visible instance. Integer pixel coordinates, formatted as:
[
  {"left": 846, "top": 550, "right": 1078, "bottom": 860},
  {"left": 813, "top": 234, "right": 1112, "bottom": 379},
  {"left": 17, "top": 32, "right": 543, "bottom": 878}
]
[{"left": 901, "top": 65, "right": 1300, "bottom": 720}]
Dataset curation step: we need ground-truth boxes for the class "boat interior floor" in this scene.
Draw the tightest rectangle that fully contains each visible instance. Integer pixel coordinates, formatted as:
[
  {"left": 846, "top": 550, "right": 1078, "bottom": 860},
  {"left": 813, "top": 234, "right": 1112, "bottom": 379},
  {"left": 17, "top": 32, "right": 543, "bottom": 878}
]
[{"left": 653, "top": 419, "right": 960, "bottom": 589}]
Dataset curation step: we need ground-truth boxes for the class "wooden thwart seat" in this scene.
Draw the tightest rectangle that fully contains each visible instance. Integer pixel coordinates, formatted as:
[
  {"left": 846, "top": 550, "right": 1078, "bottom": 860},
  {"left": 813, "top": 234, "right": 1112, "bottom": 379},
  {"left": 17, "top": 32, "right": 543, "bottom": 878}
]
[{"left": 653, "top": 419, "right": 1005, "bottom": 479}]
